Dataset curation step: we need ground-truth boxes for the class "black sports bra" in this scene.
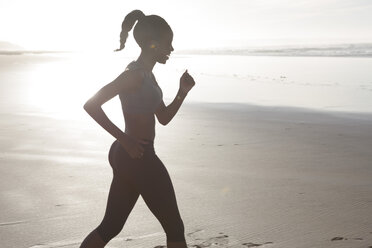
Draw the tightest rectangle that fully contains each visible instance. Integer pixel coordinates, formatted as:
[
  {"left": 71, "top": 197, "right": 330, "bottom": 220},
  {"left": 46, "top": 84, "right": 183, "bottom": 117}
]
[{"left": 119, "top": 61, "right": 163, "bottom": 114}]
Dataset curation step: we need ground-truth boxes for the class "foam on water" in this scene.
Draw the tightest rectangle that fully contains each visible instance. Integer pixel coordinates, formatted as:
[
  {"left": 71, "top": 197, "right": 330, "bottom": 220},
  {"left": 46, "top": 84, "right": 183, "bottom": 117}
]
[{"left": 178, "top": 43, "right": 372, "bottom": 57}]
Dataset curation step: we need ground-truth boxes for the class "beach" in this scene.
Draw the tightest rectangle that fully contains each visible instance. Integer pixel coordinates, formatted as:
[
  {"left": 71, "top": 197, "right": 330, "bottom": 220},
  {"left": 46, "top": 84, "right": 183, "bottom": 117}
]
[{"left": 1, "top": 53, "right": 372, "bottom": 248}]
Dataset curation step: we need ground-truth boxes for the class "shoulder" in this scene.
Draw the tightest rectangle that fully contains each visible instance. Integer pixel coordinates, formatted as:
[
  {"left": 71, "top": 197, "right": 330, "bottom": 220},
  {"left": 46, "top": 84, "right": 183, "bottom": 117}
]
[{"left": 114, "top": 65, "right": 145, "bottom": 91}]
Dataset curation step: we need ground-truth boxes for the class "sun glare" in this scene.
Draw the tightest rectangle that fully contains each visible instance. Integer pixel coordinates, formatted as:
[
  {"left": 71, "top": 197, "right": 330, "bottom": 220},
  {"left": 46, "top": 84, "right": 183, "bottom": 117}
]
[{"left": 25, "top": 53, "right": 128, "bottom": 119}]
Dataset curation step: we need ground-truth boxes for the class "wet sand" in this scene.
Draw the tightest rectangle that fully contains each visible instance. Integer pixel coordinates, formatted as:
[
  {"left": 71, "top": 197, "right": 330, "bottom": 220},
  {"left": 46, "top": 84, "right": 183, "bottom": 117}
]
[{"left": 1, "top": 102, "right": 372, "bottom": 248}]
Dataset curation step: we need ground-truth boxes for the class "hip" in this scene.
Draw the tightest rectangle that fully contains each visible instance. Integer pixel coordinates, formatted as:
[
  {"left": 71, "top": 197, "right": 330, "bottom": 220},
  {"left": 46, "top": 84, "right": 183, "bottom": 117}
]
[{"left": 108, "top": 139, "right": 156, "bottom": 169}]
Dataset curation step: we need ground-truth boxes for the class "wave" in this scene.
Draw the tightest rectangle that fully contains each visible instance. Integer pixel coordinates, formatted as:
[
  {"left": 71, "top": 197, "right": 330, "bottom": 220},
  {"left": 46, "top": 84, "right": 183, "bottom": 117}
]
[{"left": 177, "top": 43, "right": 372, "bottom": 57}]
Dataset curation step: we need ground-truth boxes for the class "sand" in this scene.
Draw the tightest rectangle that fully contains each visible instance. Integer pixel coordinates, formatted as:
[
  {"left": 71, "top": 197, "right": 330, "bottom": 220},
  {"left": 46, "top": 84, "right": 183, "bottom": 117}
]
[{"left": 1, "top": 102, "right": 372, "bottom": 248}]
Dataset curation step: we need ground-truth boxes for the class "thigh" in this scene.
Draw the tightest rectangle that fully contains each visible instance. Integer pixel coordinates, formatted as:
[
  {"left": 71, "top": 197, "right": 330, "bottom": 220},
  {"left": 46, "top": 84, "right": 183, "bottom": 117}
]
[
  {"left": 138, "top": 155, "right": 183, "bottom": 223},
  {"left": 99, "top": 173, "right": 140, "bottom": 231},
  {"left": 101, "top": 141, "right": 141, "bottom": 230}
]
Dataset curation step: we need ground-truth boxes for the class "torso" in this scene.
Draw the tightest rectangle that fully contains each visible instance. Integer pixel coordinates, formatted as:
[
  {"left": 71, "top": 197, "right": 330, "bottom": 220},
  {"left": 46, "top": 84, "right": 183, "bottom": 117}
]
[
  {"left": 124, "top": 112, "right": 156, "bottom": 141},
  {"left": 120, "top": 60, "right": 162, "bottom": 142}
]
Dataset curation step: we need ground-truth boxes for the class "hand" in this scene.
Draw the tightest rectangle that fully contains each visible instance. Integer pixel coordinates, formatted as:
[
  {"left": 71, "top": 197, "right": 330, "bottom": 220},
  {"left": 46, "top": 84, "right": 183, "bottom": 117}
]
[
  {"left": 179, "top": 70, "right": 196, "bottom": 95},
  {"left": 119, "top": 136, "right": 150, "bottom": 159}
]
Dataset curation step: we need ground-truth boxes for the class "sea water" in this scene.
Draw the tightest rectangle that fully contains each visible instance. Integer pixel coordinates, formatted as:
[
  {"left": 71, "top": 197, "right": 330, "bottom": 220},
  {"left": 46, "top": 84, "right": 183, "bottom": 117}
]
[{"left": 1, "top": 52, "right": 372, "bottom": 121}]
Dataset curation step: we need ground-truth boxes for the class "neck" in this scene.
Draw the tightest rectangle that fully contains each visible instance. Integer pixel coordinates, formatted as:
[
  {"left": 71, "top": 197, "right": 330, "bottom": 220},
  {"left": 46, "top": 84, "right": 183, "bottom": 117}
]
[{"left": 136, "top": 51, "right": 156, "bottom": 72}]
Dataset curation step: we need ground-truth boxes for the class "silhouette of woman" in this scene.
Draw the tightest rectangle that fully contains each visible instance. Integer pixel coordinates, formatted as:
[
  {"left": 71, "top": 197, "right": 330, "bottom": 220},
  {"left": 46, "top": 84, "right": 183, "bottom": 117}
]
[{"left": 80, "top": 9, "right": 195, "bottom": 248}]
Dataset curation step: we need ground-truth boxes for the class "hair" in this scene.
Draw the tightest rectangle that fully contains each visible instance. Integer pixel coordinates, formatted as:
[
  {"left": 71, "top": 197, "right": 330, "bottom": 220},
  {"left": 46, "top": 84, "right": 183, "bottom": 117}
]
[{"left": 115, "top": 10, "right": 173, "bottom": 52}]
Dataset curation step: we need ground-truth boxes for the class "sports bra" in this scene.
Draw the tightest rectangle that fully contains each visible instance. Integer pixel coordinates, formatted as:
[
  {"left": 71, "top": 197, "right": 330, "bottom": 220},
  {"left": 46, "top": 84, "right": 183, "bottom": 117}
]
[{"left": 119, "top": 60, "right": 163, "bottom": 114}]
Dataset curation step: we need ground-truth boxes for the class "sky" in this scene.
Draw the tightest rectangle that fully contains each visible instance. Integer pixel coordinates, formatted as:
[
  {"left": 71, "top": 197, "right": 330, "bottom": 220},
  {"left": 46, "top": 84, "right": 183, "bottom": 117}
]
[{"left": 1, "top": 0, "right": 372, "bottom": 51}]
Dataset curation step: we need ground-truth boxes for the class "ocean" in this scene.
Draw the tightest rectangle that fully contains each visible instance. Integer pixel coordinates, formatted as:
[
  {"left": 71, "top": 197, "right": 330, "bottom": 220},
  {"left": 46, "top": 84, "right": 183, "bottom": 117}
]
[{"left": 1, "top": 45, "right": 372, "bottom": 121}]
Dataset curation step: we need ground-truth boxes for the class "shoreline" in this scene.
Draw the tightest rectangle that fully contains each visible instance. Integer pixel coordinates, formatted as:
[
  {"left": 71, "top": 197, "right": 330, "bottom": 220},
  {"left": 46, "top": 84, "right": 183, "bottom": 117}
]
[{"left": 4, "top": 100, "right": 372, "bottom": 122}]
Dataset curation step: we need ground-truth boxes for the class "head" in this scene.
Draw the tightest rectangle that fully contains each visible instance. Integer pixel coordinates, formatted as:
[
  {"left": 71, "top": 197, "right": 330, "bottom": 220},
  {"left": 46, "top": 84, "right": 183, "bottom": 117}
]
[{"left": 115, "top": 10, "right": 174, "bottom": 64}]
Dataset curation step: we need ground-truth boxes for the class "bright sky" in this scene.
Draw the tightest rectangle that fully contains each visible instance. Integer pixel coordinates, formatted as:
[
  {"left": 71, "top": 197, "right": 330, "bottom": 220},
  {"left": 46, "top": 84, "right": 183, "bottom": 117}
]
[{"left": 1, "top": 0, "right": 372, "bottom": 51}]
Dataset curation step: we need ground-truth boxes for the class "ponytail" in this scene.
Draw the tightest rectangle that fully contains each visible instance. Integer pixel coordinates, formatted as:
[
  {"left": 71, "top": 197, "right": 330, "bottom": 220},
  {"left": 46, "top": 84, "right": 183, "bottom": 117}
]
[{"left": 115, "top": 10, "right": 145, "bottom": 52}]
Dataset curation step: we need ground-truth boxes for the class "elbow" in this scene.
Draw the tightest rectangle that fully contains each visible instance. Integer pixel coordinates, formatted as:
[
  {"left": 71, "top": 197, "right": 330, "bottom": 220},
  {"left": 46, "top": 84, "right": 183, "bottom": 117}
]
[
  {"left": 159, "top": 119, "right": 168, "bottom": 126},
  {"left": 83, "top": 100, "right": 99, "bottom": 114},
  {"left": 157, "top": 115, "right": 170, "bottom": 126},
  {"left": 83, "top": 102, "right": 92, "bottom": 113},
  {"left": 163, "top": 117, "right": 172, "bottom": 126},
  {"left": 156, "top": 111, "right": 169, "bottom": 126},
  {"left": 161, "top": 120, "right": 170, "bottom": 126}
]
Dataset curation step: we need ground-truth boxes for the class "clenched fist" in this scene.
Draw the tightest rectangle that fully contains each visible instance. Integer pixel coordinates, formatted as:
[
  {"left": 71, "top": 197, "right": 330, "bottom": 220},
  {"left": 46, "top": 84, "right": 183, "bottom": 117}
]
[{"left": 179, "top": 70, "right": 196, "bottom": 95}]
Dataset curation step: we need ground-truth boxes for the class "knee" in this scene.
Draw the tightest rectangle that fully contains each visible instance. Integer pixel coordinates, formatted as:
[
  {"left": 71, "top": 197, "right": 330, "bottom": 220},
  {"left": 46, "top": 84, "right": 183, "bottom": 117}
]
[{"left": 96, "top": 220, "right": 124, "bottom": 243}]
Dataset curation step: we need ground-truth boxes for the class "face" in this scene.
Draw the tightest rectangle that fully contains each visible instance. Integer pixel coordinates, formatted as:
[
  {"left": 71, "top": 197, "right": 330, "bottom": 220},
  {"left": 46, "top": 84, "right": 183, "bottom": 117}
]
[{"left": 154, "top": 32, "right": 174, "bottom": 64}]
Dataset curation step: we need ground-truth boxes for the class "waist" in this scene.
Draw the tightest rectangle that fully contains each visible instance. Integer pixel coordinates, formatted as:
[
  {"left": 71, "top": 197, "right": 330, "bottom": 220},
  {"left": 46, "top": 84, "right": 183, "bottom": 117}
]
[
  {"left": 141, "top": 139, "right": 155, "bottom": 150},
  {"left": 114, "top": 139, "right": 155, "bottom": 152},
  {"left": 123, "top": 118, "right": 156, "bottom": 142}
]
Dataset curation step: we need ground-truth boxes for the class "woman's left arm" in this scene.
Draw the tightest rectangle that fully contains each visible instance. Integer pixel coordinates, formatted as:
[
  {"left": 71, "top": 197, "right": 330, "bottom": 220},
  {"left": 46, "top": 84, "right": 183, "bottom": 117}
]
[{"left": 155, "top": 70, "right": 195, "bottom": 125}]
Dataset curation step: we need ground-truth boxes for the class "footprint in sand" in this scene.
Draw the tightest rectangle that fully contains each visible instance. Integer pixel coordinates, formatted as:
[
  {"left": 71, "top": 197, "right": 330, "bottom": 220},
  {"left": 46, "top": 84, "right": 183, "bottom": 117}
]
[
  {"left": 187, "top": 230, "right": 230, "bottom": 247},
  {"left": 331, "top": 237, "right": 346, "bottom": 241},
  {"left": 187, "top": 229, "right": 205, "bottom": 236},
  {"left": 192, "top": 235, "right": 229, "bottom": 248},
  {"left": 331, "top": 236, "right": 367, "bottom": 243},
  {"left": 242, "top": 241, "right": 273, "bottom": 247},
  {"left": 187, "top": 230, "right": 274, "bottom": 248}
]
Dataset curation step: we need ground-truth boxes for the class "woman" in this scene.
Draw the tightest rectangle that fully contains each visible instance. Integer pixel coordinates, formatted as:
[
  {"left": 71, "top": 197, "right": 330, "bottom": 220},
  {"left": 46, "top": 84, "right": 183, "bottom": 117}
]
[{"left": 80, "top": 10, "right": 195, "bottom": 248}]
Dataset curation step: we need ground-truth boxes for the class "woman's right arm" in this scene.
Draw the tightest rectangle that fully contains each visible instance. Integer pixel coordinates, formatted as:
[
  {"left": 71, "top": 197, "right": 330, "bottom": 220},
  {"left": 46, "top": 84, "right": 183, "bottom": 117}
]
[{"left": 83, "top": 70, "right": 142, "bottom": 151}]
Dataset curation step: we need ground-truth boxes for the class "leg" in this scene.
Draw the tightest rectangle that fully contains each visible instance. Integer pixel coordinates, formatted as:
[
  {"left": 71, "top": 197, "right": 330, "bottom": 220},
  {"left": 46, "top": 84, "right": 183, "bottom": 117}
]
[
  {"left": 80, "top": 173, "right": 140, "bottom": 247},
  {"left": 135, "top": 154, "right": 187, "bottom": 247},
  {"left": 79, "top": 229, "right": 105, "bottom": 248},
  {"left": 167, "top": 241, "right": 188, "bottom": 248}
]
